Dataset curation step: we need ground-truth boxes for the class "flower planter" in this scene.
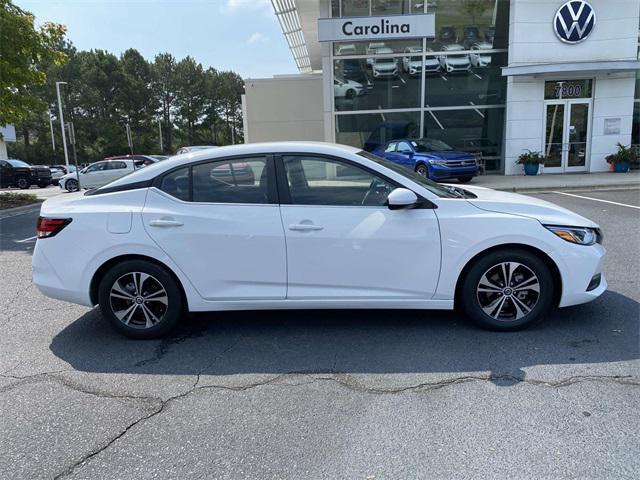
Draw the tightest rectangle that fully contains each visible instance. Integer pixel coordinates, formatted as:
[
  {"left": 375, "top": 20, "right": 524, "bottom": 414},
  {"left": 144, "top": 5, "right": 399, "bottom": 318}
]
[
  {"left": 613, "top": 162, "right": 630, "bottom": 173},
  {"left": 524, "top": 163, "right": 540, "bottom": 176}
]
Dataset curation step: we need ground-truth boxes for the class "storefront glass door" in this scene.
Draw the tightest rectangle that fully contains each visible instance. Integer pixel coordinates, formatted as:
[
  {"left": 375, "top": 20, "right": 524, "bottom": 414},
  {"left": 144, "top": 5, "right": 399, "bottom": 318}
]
[{"left": 544, "top": 101, "right": 590, "bottom": 173}]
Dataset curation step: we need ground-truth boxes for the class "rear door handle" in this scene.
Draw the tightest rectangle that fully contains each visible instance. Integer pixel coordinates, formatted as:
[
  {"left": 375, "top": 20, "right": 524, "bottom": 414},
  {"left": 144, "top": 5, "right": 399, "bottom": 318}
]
[
  {"left": 288, "top": 224, "right": 324, "bottom": 232},
  {"left": 149, "top": 219, "right": 184, "bottom": 228}
]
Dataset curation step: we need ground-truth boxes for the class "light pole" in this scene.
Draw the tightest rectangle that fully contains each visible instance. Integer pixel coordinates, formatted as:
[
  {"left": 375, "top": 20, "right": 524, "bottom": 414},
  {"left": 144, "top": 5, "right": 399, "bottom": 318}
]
[
  {"left": 158, "top": 119, "right": 163, "bottom": 152},
  {"left": 48, "top": 111, "right": 56, "bottom": 161},
  {"left": 55, "top": 81, "right": 69, "bottom": 168}
]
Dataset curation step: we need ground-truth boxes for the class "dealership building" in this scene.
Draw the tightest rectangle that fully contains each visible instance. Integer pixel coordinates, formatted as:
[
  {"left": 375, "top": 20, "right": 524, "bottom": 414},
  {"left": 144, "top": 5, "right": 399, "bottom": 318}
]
[{"left": 242, "top": 0, "right": 640, "bottom": 175}]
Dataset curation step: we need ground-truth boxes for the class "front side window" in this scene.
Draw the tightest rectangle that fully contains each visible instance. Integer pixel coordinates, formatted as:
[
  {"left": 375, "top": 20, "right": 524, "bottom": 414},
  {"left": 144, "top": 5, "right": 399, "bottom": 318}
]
[
  {"left": 192, "top": 157, "right": 268, "bottom": 204},
  {"left": 397, "top": 141, "right": 413, "bottom": 153},
  {"left": 283, "top": 155, "right": 395, "bottom": 207},
  {"left": 85, "top": 162, "right": 107, "bottom": 173}
]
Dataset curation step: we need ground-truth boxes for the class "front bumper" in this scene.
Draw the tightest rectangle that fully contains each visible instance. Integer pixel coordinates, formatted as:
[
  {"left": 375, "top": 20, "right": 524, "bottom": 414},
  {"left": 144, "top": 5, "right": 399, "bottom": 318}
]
[
  {"left": 429, "top": 164, "right": 478, "bottom": 181},
  {"left": 549, "top": 243, "right": 608, "bottom": 308}
]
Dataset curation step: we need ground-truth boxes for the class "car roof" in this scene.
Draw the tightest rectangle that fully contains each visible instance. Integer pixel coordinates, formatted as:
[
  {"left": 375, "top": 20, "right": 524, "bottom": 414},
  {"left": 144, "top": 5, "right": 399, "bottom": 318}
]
[{"left": 104, "top": 142, "right": 363, "bottom": 188}]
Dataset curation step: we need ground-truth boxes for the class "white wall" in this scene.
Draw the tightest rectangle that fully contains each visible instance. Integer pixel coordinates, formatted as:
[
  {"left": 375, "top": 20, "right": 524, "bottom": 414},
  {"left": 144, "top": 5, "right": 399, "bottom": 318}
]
[
  {"left": 243, "top": 74, "right": 325, "bottom": 143},
  {"left": 504, "top": 0, "right": 640, "bottom": 174}
]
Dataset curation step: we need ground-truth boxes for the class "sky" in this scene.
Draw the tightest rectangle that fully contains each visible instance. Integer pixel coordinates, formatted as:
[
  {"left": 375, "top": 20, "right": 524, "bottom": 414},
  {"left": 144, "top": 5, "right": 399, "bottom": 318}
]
[{"left": 17, "top": 0, "right": 298, "bottom": 79}]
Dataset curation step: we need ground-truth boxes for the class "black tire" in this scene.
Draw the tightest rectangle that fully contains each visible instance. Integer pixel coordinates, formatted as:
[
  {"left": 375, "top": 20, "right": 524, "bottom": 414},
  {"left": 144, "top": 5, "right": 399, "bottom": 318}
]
[
  {"left": 459, "top": 249, "right": 555, "bottom": 331},
  {"left": 98, "top": 260, "right": 184, "bottom": 339},
  {"left": 16, "top": 176, "right": 29, "bottom": 189},
  {"left": 38, "top": 182, "right": 48, "bottom": 188},
  {"left": 457, "top": 177, "right": 473, "bottom": 183},
  {"left": 65, "top": 179, "right": 78, "bottom": 192},
  {"left": 345, "top": 89, "right": 356, "bottom": 99},
  {"left": 415, "top": 163, "right": 429, "bottom": 178}
]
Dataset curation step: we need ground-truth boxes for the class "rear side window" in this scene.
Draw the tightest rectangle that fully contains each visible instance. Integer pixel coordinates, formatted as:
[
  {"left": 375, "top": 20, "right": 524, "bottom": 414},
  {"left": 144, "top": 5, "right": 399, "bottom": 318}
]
[
  {"left": 192, "top": 157, "right": 268, "bottom": 204},
  {"left": 159, "top": 157, "right": 270, "bottom": 204},
  {"left": 108, "top": 161, "right": 127, "bottom": 170},
  {"left": 160, "top": 167, "right": 190, "bottom": 201}
]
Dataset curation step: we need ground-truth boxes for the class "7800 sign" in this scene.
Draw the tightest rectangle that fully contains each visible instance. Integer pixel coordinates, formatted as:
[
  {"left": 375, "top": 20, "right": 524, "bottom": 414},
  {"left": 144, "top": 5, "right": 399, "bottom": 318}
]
[{"left": 544, "top": 79, "right": 593, "bottom": 100}]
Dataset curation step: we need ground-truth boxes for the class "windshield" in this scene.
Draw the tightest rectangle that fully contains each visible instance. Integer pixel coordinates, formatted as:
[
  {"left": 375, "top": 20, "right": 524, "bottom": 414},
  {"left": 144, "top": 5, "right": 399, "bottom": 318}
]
[
  {"left": 8, "top": 159, "right": 30, "bottom": 168},
  {"left": 358, "top": 151, "right": 458, "bottom": 199},
  {"left": 376, "top": 58, "right": 394, "bottom": 64},
  {"left": 411, "top": 139, "right": 454, "bottom": 152}
]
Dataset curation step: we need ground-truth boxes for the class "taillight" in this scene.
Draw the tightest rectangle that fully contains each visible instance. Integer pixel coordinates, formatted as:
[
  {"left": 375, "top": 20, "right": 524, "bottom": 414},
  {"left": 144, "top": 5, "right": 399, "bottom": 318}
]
[{"left": 36, "top": 217, "right": 72, "bottom": 239}]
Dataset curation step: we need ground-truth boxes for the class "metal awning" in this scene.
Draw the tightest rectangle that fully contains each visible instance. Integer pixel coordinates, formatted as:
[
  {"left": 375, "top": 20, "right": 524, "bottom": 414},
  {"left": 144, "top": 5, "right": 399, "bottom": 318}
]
[
  {"left": 502, "top": 60, "right": 640, "bottom": 77},
  {"left": 270, "top": 0, "right": 315, "bottom": 73}
]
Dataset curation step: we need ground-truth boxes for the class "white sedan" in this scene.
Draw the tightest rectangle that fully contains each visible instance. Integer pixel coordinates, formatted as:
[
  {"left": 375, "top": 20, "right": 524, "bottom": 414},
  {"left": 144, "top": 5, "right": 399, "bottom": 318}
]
[
  {"left": 334, "top": 77, "right": 364, "bottom": 98},
  {"left": 33, "top": 142, "right": 606, "bottom": 339},
  {"left": 59, "top": 159, "right": 138, "bottom": 192}
]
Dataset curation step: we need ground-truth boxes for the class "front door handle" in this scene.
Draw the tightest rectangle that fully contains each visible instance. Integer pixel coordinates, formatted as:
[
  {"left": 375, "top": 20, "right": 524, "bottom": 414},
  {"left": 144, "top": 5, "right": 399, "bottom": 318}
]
[
  {"left": 288, "top": 224, "right": 324, "bottom": 232},
  {"left": 149, "top": 218, "right": 184, "bottom": 228}
]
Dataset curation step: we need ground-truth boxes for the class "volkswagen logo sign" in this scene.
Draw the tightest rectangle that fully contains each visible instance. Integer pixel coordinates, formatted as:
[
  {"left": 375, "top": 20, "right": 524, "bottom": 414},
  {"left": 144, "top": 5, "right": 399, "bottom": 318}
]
[{"left": 554, "top": 0, "right": 596, "bottom": 44}]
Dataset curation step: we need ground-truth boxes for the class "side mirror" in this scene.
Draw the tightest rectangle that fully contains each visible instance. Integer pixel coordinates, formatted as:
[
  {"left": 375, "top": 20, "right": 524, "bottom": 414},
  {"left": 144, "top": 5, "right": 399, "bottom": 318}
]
[{"left": 387, "top": 188, "right": 418, "bottom": 210}]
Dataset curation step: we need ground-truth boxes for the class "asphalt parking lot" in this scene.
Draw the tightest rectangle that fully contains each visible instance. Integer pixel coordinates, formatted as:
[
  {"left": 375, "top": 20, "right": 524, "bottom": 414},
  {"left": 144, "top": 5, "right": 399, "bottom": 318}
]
[{"left": 0, "top": 188, "right": 638, "bottom": 479}]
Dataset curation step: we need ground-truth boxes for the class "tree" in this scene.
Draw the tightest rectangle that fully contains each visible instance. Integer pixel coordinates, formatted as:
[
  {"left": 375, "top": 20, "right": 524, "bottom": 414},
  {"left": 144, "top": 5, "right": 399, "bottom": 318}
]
[
  {"left": 0, "top": 0, "right": 67, "bottom": 127},
  {"left": 174, "top": 56, "right": 206, "bottom": 145},
  {"left": 462, "top": 0, "right": 492, "bottom": 26},
  {"left": 151, "top": 53, "right": 178, "bottom": 152}
]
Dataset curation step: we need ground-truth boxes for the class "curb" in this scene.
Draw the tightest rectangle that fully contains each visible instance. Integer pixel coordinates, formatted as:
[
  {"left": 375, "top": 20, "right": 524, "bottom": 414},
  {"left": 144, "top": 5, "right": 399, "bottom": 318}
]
[
  {"left": 0, "top": 201, "right": 43, "bottom": 220},
  {"left": 487, "top": 183, "right": 639, "bottom": 194}
]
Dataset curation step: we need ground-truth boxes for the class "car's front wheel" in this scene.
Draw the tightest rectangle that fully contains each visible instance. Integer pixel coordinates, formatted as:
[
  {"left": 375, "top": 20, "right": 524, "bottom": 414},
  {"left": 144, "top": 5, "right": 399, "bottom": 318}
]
[
  {"left": 345, "top": 89, "right": 356, "bottom": 99},
  {"left": 457, "top": 176, "right": 473, "bottom": 183},
  {"left": 460, "top": 249, "right": 555, "bottom": 331},
  {"left": 15, "top": 176, "right": 29, "bottom": 189},
  {"left": 415, "top": 164, "right": 429, "bottom": 178},
  {"left": 98, "top": 260, "right": 184, "bottom": 339},
  {"left": 65, "top": 179, "right": 79, "bottom": 192}
]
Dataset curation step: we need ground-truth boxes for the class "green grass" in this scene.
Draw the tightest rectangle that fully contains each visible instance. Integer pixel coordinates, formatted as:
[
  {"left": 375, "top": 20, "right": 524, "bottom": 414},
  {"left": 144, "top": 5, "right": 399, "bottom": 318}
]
[{"left": 0, "top": 192, "right": 40, "bottom": 210}]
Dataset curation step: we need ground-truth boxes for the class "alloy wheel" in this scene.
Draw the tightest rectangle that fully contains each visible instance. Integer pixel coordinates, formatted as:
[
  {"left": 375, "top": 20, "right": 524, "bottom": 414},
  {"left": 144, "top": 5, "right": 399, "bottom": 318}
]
[
  {"left": 109, "top": 272, "right": 169, "bottom": 329},
  {"left": 17, "top": 178, "right": 29, "bottom": 189},
  {"left": 476, "top": 262, "right": 540, "bottom": 321},
  {"left": 416, "top": 165, "right": 428, "bottom": 178},
  {"left": 66, "top": 180, "right": 78, "bottom": 192}
]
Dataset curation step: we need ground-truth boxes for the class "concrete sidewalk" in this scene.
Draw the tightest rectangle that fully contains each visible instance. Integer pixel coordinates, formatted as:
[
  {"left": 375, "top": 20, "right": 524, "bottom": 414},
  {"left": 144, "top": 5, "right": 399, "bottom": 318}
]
[{"left": 474, "top": 171, "right": 640, "bottom": 193}]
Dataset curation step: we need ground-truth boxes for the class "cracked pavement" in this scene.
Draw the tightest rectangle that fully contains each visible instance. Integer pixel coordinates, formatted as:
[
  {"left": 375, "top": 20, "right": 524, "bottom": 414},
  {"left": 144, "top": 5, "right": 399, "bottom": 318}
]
[{"left": 0, "top": 189, "right": 638, "bottom": 479}]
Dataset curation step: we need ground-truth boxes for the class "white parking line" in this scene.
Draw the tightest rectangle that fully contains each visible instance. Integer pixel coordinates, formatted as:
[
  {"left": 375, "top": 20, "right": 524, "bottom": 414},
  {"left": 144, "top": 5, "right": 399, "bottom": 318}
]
[
  {"left": 552, "top": 191, "right": 640, "bottom": 210},
  {"left": 15, "top": 236, "right": 37, "bottom": 243},
  {"left": 398, "top": 75, "right": 407, "bottom": 85},
  {"left": 440, "top": 75, "right": 448, "bottom": 82},
  {"left": 473, "top": 73, "right": 483, "bottom": 80}
]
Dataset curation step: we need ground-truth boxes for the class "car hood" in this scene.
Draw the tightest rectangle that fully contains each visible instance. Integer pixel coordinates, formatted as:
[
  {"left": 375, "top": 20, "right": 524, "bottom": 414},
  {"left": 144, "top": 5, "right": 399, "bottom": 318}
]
[
  {"left": 417, "top": 151, "right": 475, "bottom": 161},
  {"left": 456, "top": 185, "right": 599, "bottom": 228}
]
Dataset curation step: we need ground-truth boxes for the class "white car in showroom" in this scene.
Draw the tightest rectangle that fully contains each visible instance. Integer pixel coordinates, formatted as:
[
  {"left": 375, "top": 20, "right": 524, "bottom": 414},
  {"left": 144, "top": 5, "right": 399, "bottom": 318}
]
[
  {"left": 334, "top": 77, "right": 364, "bottom": 99},
  {"left": 372, "top": 48, "right": 399, "bottom": 78},
  {"left": 438, "top": 44, "right": 471, "bottom": 73},
  {"left": 33, "top": 142, "right": 606, "bottom": 339},
  {"left": 470, "top": 42, "right": 493, "bottom": 68},
  {"left": 59, "top": 159, "right": 138, "bottom": 192}
]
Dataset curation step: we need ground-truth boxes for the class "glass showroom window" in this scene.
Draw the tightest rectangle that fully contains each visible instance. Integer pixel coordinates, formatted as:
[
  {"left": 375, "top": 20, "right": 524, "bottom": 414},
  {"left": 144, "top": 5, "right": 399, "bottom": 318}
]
[
  {"left": 633, "top": 71, "right": 639, "bottom": 147},
  {"left": 335, "top": 111, "right": 420, "bottom": 150},
  {"left": 331, "top": 1, "right": 425, "bottom": 17},
  {"left": 423, "top": 107, "right": 505, "bottom": 172}
]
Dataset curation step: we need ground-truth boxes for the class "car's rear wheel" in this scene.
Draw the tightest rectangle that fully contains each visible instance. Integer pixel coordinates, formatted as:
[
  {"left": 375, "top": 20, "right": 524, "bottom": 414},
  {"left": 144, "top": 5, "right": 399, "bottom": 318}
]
[
  {"left": 415, "top": 164, "right": 429, "bottom": 178},
  {"left": 16, "top": 176, "right": 29, "bottom": 189},
  {"left": 65, "top": 179, "right": 78, "bottom": 192},
  {"left": 460, "top": 249, "right": 554, "bottom": 331},
  {"left": 457, "top": 176, "right": 473, "bottom": 183},
  {"left": 98, "top": 260, "right": 183, "bottom": 339}
]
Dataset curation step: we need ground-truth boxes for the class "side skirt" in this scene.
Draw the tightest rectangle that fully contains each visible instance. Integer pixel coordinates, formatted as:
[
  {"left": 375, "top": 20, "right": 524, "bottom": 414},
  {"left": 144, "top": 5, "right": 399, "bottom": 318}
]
[{"left": 188, "top": 299, "right": 455, "bottom": 312}]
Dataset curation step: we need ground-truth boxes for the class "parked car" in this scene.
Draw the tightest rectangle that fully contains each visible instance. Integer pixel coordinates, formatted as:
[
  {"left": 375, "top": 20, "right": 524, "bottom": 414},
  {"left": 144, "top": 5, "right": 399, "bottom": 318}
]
[
  {"left": 366, "top": 42, "right": 387, "bottom": 66},
  {"left": 424, "top": 48, "right": 441, "bottom": 75},
  {"left": 485, "top": 26, "right": 496, "bottom": 45},
  {"left": 372, "top": 49, "right": 399, "bottom": 78},
  {"left": 33, "top": 142, "right": 606, "bottom": 339},
  {"left": 372, "top": 138, "right": 479, "bottom": 183},
  {"left": 402, "top": 46, "right": 424, "bottom": 76},
  {"left": 175, "top": 146, "right": 218, "bottom": 155},
  {"left": 105, "top": 154, "right": 161, "bottom": 167},
  {"left": 439, "top": 26, "right": 457, "bottom": 43},
  {"left": 438, "top": 44, "right": 471, "bottom": 73},
  {"left": 341, "top": 58, "right": 367, "bottom": 82},
  {"left": 334, "top": 77, "right": 365, "bottom": 98},
  {"left": 49, "top": 166, "right": 66, "bottom": 186},
  {"left": 363, "top": 121, "right": 419, "bottom": 152},
  {"left": 470, "top": 42, "right": 493, "bottom": 68},
  {"left": 58, "top": 159, "right": 138, "bottom": 192},
  {"left": 462, "top": 26, "right": 482, "bottom": 49},
  {"left": 0, "top": 159, "right": 51, "bottom": 189},
  {"left": 335, "top": 43, "right": 357, "bottom": 55}
]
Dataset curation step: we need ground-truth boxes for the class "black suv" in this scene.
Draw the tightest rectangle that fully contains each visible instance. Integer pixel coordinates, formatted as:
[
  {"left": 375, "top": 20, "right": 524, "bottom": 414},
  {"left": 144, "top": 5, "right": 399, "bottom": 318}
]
[{"left": 0, "top": 159, "right": 52, "bottom": 189}]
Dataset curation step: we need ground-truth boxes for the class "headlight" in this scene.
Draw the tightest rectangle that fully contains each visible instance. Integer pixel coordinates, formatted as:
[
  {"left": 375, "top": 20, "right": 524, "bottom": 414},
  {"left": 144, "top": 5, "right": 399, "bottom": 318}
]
[
  {"left": 544, "top": 225, "right": 600, "bottom": 246},
  {"left": 428, "top": 159, "right": 446, "bottom": 165}
]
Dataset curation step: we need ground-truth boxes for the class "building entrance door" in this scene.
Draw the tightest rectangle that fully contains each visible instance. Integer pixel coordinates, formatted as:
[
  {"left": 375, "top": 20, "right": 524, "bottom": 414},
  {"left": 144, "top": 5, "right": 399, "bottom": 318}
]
[{"left": 543, "top": 80, "right": 593, "bottom": 173}]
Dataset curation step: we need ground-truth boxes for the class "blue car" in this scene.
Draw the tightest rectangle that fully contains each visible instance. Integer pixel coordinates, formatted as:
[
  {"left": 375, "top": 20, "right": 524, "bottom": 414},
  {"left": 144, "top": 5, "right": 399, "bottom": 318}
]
[{"left": 372, "top": 138, "right": 479, "bottom": 183}]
